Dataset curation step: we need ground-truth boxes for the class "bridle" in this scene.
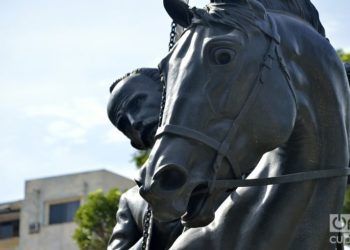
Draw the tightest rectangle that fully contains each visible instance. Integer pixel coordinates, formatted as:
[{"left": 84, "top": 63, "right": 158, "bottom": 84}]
[
  {"left": 140, "top": 5, "right": 348, "bottom": 250},
  {"left": 155, "top": 14, "right": 350, "bottom": 193}
]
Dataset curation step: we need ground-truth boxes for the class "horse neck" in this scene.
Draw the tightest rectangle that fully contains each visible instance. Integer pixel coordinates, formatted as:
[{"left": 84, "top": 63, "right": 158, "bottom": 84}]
[
  {"left": 274, "top": 18, "right": 349, "bottom": 173},
  {"left": 281, "top": 95, "right": 348, "bottom": 173}
]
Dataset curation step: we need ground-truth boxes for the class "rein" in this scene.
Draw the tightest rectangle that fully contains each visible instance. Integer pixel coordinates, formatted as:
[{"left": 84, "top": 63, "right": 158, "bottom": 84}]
[
  {"left": 214, "top": 168, "right": 350, "bottom": 189},
  {"left": 156, "top": 14, "right": 350, "bottom": 192}
]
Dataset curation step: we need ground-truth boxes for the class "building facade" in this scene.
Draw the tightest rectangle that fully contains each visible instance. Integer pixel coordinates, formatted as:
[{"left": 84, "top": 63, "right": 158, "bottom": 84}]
[
  {"left": 0, "top": 201, "right": 21, "bottom": 250},
  {"left": 0, "top": 170, "right": 135, "bottom": 250}
]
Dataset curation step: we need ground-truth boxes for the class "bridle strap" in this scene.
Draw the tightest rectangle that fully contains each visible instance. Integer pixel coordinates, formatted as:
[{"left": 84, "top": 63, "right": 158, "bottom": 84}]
[
  {"left": 155, "top": 14, "right": 350, "bottom": 190},
  {"left": 213, "top": 168, "right": 350, "bottom": 189},
  {"left": 155, "top": 124, "right": 237, "bottom": 170},
  {"left": 155, "top": 123, "right": 350, "bottom": 188},
  {"left": 156, "top": 125, "right": 221, "bottom": 151},
  {"left": 156, "top": 15, "right": 279, "bottom": 183}
]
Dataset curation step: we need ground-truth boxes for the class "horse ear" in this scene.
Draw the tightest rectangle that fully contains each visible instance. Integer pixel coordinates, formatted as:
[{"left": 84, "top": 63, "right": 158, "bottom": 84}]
[{"left": 163, "top": 0, "right": 193, "bottom": 28}]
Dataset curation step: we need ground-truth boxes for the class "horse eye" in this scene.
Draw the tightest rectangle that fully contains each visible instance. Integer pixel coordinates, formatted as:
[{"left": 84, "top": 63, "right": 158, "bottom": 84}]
[{"left": 213, "top": 48, "right": 236, "bottom": 65}]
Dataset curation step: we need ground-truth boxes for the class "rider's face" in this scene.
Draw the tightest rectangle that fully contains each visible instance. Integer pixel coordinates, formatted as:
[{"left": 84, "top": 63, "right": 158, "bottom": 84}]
[{"left": 108, "top": 74, "right": 162, "bottom": 149}]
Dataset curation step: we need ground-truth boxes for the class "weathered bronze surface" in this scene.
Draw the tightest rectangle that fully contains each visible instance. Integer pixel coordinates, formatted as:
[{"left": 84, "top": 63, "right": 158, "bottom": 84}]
[
  {"left": 107, "top": 69, "right": 183, "bottom": 249},
  {"left": 108, "top": 0, "right": 350, "bottom": 249}
]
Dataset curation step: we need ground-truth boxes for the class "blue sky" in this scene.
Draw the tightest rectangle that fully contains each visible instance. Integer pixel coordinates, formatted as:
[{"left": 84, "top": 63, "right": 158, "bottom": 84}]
[{"left": 0, "top": 0, "right": 349, "bottom": 203}]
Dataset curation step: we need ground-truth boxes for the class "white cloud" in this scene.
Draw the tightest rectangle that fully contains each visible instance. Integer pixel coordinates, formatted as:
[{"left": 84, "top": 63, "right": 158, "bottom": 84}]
[
  {"left": 323, "top": 20, "right": 341, "bottom": 36},
  {"left": 26, "top": 98, "right": 106, "bottom": 127},
  {"left": 0, "top": 149, "right": 11, "bottom": 159},
  {"left": 103, "top": 128, "right": 128, "bottom": 144},
  {"left": 25, "top": 97, "right": 107, "bottom": 144},
  {"left": 45, "top": 120, "right": 86, "bottom": 144}
]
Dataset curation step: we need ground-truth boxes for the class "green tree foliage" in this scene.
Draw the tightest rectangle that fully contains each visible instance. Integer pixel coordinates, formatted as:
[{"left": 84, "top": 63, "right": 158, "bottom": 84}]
[
  {"left": 337, "top": 49, "right": 350, "bottom": 63},
  {"left": 132, "top": 150, "right": 150, "bottom": 168},
  {"left": 343, "top": 188, "right": 350, "bottom": 214},
  {"left": 344, "top": 187, "right": 350, "bottom": 245},
  {"left": 73, "top": 188, "right": 122, "bottom": 250}
]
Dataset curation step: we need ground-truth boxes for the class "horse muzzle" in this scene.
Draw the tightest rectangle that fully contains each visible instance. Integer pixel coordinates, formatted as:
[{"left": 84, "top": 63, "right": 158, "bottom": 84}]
[{"left": 138, "top": 163, "right": 192, "bottom": 222}]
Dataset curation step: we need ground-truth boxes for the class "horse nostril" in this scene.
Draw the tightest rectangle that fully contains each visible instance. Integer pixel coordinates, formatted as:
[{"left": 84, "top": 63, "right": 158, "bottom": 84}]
[{"left": 153, "top": 164, "right": 188, "bottom": 191}]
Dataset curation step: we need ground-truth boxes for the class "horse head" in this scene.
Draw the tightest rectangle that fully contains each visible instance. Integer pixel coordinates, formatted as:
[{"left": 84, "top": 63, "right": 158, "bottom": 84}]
[{"left": 138, "top": 0, "right": 298, "bottom": 228}]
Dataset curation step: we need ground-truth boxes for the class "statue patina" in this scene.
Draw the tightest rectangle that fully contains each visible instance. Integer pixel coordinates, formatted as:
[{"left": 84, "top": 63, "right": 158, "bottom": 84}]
[
  {"left": 107, "top": 0, "right": 350, "bottom": 249},
  {"left": 137, "top": 1, "right": 350, "bottom": 250},
  {"left": 107, "top": 68, "right": 183, "bottom": 250}
]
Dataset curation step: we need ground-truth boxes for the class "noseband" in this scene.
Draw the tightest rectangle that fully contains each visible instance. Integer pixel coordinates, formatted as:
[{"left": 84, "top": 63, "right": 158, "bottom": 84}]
[{"left": 155, "top": 15, "right": 350, "bottom": 193}]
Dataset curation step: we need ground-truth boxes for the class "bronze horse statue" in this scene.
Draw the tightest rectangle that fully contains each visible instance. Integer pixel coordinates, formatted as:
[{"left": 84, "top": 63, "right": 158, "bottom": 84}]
[{"left": 137, "top": 0, "right": 350, "bottom": 249}]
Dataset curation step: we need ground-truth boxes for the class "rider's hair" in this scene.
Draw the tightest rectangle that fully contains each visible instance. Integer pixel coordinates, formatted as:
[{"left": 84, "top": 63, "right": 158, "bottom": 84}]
[
  {"left": 257, "top": 0, "right": 325, "bottom": 36},
  {"left": 109, "top": 68, "right": 161, "bottom": 93}
]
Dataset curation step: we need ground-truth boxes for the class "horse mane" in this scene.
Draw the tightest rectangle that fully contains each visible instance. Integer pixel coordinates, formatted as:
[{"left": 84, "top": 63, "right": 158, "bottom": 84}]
[
  {"left": 194, "top": 3, "right": 266, "bottom": 36},
  {"left": 194, "top": 0, "right": 325, "bottom": 39},
  {"left": 204, "top": 0, "right": 325, "bottom": 36},
  {"left": 256, "top": 0, "right": 325, "bottom": 36}
]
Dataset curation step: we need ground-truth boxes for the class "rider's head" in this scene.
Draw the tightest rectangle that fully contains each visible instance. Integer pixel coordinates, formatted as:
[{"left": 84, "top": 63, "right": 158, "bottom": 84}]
[{"left": 107, "top": 68, "right": 162, "bottom": 150}]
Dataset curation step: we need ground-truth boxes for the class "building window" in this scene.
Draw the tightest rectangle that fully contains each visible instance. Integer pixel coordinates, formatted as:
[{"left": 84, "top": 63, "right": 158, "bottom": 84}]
[
  {"left": 0, "top": 220, "right": 19, "bottom": 239},
  {"left": 49, "top": 200, "right": 80, "bottom": 225}
]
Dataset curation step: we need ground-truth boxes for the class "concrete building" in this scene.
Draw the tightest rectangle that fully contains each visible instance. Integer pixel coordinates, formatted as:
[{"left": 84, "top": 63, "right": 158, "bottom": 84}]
[
  {"left": 0, "top": 201, "right": 21, "bottom": 250},
  {"left": 0, "top": 170, "right": 135, "bottom": 250}
]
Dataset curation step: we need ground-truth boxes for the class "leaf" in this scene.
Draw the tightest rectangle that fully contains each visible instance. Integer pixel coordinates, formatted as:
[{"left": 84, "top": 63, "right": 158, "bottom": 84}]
[
  {"left": 131, "top": 150, "right": 150, "bottom": 168},
  {"left": 73, "top": 188, "right": 121, "bottom": 250}
]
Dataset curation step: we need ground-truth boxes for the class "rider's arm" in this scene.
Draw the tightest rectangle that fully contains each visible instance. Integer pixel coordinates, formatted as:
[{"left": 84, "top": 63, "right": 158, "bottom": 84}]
[{"left": 108, "top": 189, "right": 142, "bottom": 250}]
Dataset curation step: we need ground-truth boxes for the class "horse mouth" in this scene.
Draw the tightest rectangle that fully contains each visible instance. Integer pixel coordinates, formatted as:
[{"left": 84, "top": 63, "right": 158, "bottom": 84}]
[{"left": 181, "top": 184, "right": 212, "bottom": 227}]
